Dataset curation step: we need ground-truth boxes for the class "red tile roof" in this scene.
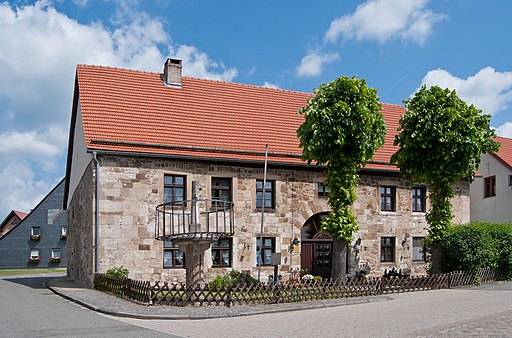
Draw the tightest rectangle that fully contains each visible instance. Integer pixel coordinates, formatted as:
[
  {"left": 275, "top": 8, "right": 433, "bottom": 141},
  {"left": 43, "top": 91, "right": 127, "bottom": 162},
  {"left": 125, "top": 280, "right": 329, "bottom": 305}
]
[
  {"left": 13, "top": 210, "right": 28, "bottom": 220},
  {"left": 76, "top": 65, "right": 405, "bottom": 170},
  {"left": 493, "top": 136, "right": 512, "bottom": 170}
]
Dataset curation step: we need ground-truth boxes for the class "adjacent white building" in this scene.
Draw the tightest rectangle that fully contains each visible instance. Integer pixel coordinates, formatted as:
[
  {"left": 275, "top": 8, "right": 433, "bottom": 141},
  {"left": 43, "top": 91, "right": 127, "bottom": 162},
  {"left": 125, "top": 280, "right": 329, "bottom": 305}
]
[{"left": 470, "top": 136, "right": 512, "bottom": 223}]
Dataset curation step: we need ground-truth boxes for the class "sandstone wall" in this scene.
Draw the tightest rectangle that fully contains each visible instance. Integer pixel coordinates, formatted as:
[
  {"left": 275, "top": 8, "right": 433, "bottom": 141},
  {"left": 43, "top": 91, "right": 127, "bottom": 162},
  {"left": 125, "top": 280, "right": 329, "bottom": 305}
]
[{"left": 83, "top": 155, "right": 470, "bottom": 282}]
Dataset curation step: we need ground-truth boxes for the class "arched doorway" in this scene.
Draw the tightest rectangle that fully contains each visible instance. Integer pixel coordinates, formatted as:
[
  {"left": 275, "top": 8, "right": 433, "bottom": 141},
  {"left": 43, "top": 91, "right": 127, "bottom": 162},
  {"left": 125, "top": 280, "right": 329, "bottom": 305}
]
[{"left": 300, "top": 212, "right": 333, "bottom": 279}]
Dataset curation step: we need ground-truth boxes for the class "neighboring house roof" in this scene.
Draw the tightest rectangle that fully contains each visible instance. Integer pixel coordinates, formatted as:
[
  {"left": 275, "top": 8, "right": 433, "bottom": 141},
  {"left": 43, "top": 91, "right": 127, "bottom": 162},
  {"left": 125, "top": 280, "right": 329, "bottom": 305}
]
[
  {"left": 492, "top": 136, "right": 512, "bottom": 171},
  {"left": 13, "top": 210, "right": 28, "bottom": 220},
  {"left": 72, "top": 64, "right": 405, "bottom": 171},
  {"left": 0, "top": 179, "right": 65, "bottom": 241},
  {"left": 0, "top": 210, "right": 27, "bottom": 238}
]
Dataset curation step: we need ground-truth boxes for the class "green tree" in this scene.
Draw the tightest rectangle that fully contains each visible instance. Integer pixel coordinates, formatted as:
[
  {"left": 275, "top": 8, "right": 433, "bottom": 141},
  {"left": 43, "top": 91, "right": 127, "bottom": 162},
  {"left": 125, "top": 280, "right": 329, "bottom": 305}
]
[
  {"left": 391, "top": 85, "right": 500, "bottom": 272},
  {"left": 297, "top": 76, "right": 386, "bottom": 279}
]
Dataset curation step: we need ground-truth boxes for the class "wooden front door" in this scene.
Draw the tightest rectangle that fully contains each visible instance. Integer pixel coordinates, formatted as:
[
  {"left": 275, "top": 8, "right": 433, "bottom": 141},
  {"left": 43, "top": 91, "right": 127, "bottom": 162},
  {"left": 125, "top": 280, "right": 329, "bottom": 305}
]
[{"left": 301, "top": 239, "right": 332, "bottom": 279}]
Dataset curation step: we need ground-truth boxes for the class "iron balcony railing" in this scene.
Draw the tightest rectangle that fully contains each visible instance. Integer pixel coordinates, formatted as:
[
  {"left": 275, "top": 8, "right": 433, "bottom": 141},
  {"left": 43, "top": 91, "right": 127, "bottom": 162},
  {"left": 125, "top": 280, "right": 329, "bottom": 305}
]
[{"left": 155, "top": 198, "right": 234, "bottom": 241}]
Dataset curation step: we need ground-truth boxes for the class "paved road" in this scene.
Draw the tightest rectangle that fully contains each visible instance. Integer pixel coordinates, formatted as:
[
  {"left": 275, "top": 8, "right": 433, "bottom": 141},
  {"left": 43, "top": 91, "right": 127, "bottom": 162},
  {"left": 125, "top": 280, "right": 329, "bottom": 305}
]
[
  {"left": 2, "top": 273, "right": 511, "bottom": 337},
  {"left": 114, "top": 282, "right": 512, "bottom": 337},
  {"left": 0, "top": 273, "right": 172, "bottom": 338}
]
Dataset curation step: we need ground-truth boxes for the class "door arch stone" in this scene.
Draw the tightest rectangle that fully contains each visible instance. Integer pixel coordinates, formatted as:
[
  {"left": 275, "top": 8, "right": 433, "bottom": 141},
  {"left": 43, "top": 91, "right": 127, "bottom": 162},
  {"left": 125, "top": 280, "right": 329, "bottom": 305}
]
[{"left": 300, "top": 212, "right": 333, "bottom": 279}]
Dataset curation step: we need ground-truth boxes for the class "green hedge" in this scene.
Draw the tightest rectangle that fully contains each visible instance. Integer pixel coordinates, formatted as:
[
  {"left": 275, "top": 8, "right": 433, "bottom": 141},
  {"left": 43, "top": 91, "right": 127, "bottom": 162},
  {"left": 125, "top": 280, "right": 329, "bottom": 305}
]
[{"left": 438, "top": 222, "right": 512, "bottom": 278}]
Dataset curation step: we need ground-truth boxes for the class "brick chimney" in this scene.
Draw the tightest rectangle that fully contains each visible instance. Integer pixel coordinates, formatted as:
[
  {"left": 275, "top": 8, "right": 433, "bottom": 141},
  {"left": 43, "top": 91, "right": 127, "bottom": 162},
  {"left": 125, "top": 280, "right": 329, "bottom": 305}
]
[{"left": 163, "top": 58, "right": 182, "bottom": 87}]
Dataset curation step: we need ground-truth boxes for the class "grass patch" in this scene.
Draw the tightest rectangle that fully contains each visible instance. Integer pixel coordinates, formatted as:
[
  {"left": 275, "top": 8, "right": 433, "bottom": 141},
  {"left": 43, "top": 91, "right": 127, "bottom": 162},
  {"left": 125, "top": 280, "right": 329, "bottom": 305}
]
[{"left": 0, "top": 268, "right": 66, "bottom": 276}]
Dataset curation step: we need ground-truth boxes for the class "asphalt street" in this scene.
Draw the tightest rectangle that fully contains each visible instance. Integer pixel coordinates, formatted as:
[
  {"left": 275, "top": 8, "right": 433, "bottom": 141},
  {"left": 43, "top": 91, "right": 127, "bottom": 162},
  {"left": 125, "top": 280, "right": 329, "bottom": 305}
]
[
  {"left": 0, "top": 273, "right": 172, "bottom": 338},
  {"left": 1, "top": 273, "right": 511, "bottom": 337}
]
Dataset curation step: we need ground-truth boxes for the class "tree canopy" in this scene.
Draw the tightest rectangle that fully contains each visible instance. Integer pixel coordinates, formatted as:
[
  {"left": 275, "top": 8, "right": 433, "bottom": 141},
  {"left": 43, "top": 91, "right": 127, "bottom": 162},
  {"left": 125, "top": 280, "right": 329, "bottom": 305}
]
[
  {"left": 297, "top": 76, "right": 386, "bottom": 243},
  {"left": 391, "top": 85, "right": 500, "bottom": 240}
]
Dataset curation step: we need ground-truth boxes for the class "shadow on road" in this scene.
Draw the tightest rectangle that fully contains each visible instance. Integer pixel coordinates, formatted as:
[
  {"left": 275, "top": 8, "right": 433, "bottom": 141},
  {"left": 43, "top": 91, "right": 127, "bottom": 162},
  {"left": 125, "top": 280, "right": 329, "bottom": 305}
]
[{"left": 4, "top": 276, "right": 56, "bottom": 289}]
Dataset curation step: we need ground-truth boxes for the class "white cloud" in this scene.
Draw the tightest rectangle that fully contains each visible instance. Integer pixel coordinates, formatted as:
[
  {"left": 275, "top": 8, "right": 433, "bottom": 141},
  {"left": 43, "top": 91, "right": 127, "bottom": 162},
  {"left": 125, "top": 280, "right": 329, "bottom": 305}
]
[
  {"left": 73, "top": 0, "right": 89, "bottom": 8},
  {"left": 296, "top": 51, "right": 339, "bottom": 78},
  {"left": 262, "top": 82, "right": 279, "bottom": 89},
  {"left": 0, "top": 130, "right": 61, "bottom": 158},
  {"left": 0, "top": 1, "right": 237, "bottom": 217},
  {"left": 419, "top": 67, "right": 512, "bottom": 116},
  {"left": 325, "top": 0, "right": 446, "bottom": 45},
  {"left": 0, "top": 161, "right": 55, "bottom": 216},
  {"left": 173, "top": 45, "right": 238, "bottom": 81},
  {"left": 495, "top": 122, "right": 512, "bottom": 138}
]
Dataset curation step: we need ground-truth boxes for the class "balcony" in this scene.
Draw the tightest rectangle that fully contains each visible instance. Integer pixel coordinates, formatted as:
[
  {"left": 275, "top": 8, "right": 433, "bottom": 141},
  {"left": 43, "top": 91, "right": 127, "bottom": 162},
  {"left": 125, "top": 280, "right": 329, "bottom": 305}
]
[{"left": 155, "top": 198, "right": 234, "bottom": 242}]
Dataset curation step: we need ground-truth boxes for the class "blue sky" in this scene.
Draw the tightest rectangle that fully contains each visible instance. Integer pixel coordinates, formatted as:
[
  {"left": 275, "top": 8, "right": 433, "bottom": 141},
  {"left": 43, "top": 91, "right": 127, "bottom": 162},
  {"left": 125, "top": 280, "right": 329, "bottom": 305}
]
[{"left": 0, "top": 0, "right": 511, "bottom": 217}]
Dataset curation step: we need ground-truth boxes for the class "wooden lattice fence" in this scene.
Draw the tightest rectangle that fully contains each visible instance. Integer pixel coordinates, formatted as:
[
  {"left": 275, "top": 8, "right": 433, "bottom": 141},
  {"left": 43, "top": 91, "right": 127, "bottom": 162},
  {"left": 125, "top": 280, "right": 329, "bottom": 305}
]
[{"left": 94, "top": 268, "right": 503, "bottom": 307}]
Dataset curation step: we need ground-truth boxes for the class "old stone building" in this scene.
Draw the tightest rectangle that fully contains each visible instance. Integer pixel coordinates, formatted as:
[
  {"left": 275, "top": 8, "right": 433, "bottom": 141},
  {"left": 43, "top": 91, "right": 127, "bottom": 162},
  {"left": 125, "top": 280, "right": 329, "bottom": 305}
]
[{"left": 64, "top": 59, "right": 470, "bottom": 287}]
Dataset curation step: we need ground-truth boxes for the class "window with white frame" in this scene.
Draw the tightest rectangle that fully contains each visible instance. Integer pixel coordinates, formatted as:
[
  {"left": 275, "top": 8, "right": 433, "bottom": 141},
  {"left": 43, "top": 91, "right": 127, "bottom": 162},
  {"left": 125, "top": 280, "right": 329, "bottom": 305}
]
[
  {"left": 51, "top": 248, "right": 61, "bottom": 258},
  {"left": 61, "top": 226, "right": 68, "bottom": 237},
  {"left": 30, "top": 249, "right": 39, "bottom": 259},
  {"left": 31, "top": 226, "right": 40, "bottom": 236}
]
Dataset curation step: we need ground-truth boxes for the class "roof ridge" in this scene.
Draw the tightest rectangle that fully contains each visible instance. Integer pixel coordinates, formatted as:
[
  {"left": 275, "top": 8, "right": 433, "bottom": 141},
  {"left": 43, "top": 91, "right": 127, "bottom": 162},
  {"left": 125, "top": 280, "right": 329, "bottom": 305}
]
[
  {"left": 77, "top": 64, "right": 313, "bottom": 95},
  {"left": 495, "top": 135, "right": 512, "bottom": 141},
  {"left": 77, "top": 64, "right": 160, "bottom": 76},
  {"left": 185, "top": 76, "right": 314, "bottom": 95}
]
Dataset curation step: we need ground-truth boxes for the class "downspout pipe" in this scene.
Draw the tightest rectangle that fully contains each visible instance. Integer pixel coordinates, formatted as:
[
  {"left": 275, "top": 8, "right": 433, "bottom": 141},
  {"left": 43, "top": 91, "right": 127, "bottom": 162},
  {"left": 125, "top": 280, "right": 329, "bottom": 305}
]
[{"left": 92, "top": 151, "right": 99, "bottom": 274}]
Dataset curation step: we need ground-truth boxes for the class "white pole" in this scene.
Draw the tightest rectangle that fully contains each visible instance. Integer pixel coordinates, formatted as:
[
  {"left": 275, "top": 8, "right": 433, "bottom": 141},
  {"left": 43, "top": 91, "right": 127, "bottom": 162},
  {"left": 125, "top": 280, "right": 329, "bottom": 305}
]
[{"left": 257, "top": 144, "right": 269, "bottom": 282}]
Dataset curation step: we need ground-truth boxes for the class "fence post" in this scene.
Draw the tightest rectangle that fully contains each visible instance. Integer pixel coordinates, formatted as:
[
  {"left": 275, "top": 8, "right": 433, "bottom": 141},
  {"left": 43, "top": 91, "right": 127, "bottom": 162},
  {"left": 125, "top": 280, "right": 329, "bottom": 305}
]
[
  {"left": 227, "top": 285, "right": 232, "bottom": 308},
  {"left": 146, "top": 281, "right": 152, "bottom": 305}
]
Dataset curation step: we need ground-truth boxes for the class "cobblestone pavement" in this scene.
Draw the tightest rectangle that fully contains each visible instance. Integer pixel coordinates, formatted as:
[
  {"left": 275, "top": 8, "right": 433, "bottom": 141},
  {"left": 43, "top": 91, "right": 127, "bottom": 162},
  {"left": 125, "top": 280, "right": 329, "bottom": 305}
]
[
  {"left": 47, "top": 276, "right": 512, "bottom": 337},
  {"left": 411, "top": 309, "right": 512, "bottom": 337}
]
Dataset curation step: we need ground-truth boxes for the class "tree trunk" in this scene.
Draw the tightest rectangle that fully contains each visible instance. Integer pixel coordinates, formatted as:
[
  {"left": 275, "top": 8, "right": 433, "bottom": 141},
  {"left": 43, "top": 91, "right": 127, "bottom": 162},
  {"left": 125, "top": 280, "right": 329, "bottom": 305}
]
[
  {"left": 430, "top": 240, "right": 443, "bottom": 274},
  {"left": 331, "top": 238, "right": 347, "bottom": 279}
]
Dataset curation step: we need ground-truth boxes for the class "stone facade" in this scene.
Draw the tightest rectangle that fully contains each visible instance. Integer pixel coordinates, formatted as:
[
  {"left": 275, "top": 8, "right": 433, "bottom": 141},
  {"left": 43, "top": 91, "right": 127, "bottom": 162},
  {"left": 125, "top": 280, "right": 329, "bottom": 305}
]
[
  {"left": 67, "top": 163, "right": 95, "bottom": 287},
  {"left": 353, "top": 175, "right": 469, "bottom": 275},
  {"left": 68, "top": 154, "right": 470, "bottom": 286}
]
